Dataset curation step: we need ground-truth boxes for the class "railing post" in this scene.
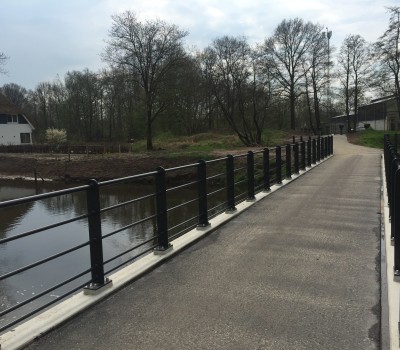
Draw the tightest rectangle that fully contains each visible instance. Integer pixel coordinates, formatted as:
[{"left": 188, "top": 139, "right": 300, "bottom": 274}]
[
  {"left": 331, "top": 135, "right": 334, "bottom": 155},
  {"left": 263, "top": 147, "right": 270, "bottom": 191},
  {"left": 294, "top": 142, "right": 299, "bottom": 174},
  {"left": 390, "top": 155, "right": 398, "bottom": 225},
  {"left": 286, "top": 144, "right": 292, "bottom": 179},
  {"left": 292, "top": 136, "right": 295, "bottom": 144},
  {"left": 394, "top": 165, "right": 400, "bottom": 276},
  {"left": 312, "top": 139, "right": 317, "bottom": 164},
  {"left": 316, "top": 137, "right": 321, "bottom": 162},
  {"left": 85, "top": 179, "right": 109, "bottom": 290},
  {"left": 226, "top": 155, "right": 236, "bottom": 212},
  {"left": 307, "top": 139, "right": 312, "bottom": 167},
  {"left": 321, "top": 137, "right": 325, "bottom": 160},
  {"left": 276, "top": 146, "right": 282, "bottom": 184},
  {"left": 154, "top": 167, "right": 171, "bottom": 252},
  {"left": 325, "top": 137, "right": 329, "bottom": 157},
  {"left": 197, "top": 160, "right": 210, "bottom": 228},
  {"left": 301, "top": 141, "right": 306, "bottom": 170},
  {"left": 247, "top": 151, "right": 255, "bottom": 200}
]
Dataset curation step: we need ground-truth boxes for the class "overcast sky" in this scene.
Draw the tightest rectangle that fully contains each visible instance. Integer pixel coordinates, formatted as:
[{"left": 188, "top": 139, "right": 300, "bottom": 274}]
[{"left": 1, "top": 0, "right": 398, "bottom": 90}]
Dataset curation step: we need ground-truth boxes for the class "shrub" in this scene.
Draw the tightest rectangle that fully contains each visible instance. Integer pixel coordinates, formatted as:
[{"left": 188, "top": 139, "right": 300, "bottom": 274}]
[{"left": 45, "top": 128, "right": 67, "bottom": 144}]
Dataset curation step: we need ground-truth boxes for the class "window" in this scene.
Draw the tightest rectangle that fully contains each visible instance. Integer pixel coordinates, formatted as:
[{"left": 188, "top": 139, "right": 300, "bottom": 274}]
[
  {"left": 7, "top": 115, "right": 18, "bottom": 124},
  {"left": 20, "top": 133, "right": 31, "bottom": 144}
]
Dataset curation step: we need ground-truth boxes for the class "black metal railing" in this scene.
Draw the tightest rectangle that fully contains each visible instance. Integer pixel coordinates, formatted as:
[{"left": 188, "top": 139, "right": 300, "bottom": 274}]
[
  {"left": 384, "top": 134, "right": 400, "bottom": 278},
  {"left": 0, "top": 135, "right": 333, "bottom": 333}
]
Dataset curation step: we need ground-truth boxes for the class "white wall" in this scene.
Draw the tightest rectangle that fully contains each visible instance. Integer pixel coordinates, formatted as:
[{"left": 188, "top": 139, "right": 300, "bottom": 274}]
[
  {"left": 0, "top": 124, "right": 33, "bottom": 145},
  {"left": 357, "top": 119, "right": 385, "bottom": 131}
]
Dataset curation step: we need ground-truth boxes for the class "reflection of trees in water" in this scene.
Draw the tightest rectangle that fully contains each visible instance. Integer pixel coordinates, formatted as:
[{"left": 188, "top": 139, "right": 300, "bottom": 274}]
[
  {"left": 1, "top": 180, "right": 225, "bottom": 246},
  {"left": 38, "top": 192, "right": 87, "bottom": 218},
  {"left": 0, "top": 203, "right": 34, "bottom": 239}
]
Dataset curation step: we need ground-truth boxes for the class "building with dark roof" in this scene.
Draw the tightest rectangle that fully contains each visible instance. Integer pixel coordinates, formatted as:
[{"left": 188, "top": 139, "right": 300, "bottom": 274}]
[
  {"left": 330, "top": 95, "right": 399, "bottom": 133},
  {"left": 0, "top": 93, "right": 34, "bottom": 145}
]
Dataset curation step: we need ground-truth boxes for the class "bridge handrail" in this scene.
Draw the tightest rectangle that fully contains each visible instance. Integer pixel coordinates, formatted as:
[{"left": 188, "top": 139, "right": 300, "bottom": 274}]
[
  {"left": 384, "top": 134, "right": 400, "bottom": 276},
  {"left": 0, "top": 135, "right": 333, "bottom": 333}
]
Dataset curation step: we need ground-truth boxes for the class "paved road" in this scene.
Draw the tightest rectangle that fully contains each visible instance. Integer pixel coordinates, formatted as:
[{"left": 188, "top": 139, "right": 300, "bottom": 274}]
[{"left": 26, "top": 136, "right": 382, "bottom": 350}]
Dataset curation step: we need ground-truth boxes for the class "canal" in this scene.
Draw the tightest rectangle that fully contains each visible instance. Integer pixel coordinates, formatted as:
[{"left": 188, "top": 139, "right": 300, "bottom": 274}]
[{"left": 0, "top": 178, "right": 226, "bottom": 330}]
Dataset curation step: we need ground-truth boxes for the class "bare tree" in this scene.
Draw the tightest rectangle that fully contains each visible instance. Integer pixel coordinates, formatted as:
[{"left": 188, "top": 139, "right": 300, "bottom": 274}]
[
  {"left": 299, "top": 27, "right": 329, "bottom": 134},
  {"left": 64, "top": 69, "right": 103, "bottom": 141},
  {"left": 166, "top": 55, "right": 209, "bottom": 135},
  {"left": 264, "top": 18, "right": 318, "bottom": 130},
  {"left": 374, "top": 7, "right": 400, "bottom": 118},
  {"left": 103, "top": 11, "right": 188, "bottom": 150},
  {"left": 204, "top": 36, "right": 271, "bottom": 146},
  {"left": 338, "top": 34, "right": 371, "bottom": 132}
]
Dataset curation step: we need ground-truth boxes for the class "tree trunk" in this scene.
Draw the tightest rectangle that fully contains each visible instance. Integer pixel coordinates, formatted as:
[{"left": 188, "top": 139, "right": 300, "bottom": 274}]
[
  {"left": 146, "top": 108, "right": 153, "bottom": 151},
  {"left": 290, "top": 88, "right": 296, "bottom": 130},
  {"left": 312, "top": 84, "right": 321, "bottom": 133},
  {"left": 306, "top": 91, "right": 316, "bottom": 135}
]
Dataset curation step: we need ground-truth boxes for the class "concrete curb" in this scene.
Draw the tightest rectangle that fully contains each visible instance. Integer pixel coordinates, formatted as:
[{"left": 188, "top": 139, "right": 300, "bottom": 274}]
[
  {"left": 381, "top": 155, "right": 399, "bottom": 350},
  {"left": 0, "top": 156, "right": 333, "bottom": 350}
]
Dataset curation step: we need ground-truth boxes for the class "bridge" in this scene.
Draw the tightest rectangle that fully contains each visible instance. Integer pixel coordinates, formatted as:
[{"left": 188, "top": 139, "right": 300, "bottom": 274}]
[{"left": 0, "top": 135, "right": 391, "bottom": 349}]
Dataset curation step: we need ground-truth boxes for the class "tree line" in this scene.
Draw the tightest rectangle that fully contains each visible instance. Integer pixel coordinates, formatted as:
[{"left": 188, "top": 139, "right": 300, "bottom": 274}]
[{"left": 1, "top": 7, "right": 399, "bottom": 149}]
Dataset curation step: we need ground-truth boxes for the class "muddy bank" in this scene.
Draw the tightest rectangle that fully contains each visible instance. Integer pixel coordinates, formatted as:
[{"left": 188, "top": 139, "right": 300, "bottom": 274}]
[{"left": 0, "top": 153, "right": 202, "bottom": 184}]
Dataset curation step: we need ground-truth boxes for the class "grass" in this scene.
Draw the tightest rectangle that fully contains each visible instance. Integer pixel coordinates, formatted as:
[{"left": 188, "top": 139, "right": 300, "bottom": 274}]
[
  {"left": 348, "top": 129, "right": 396, "bottom": 149},
  {"left": 130, "top": 130, "right": 292, "bottom": 158}
]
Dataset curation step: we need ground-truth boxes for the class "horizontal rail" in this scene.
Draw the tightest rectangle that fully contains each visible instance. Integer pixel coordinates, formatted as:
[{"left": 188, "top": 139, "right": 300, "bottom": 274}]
[
  {"left": 0, "top": 185, "right": 88, "bottom": 209},
  {"left": 99, "top": 171, "right": 158, "bottom": 186},
  {"left": 0, "top": 134, "right": 333, "bottom": 333}
]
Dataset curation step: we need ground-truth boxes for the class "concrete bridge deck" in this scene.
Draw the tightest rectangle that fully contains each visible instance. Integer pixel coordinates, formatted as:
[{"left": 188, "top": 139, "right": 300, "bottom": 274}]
[{"left": 25, "top": 135, "right": 382, "bottom": 350}]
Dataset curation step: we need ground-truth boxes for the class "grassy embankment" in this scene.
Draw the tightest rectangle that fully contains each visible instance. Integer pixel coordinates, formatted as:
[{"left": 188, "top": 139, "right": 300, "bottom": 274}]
[
  {"left": 348, "top": 129, "right": 397, "bottom": 149},
  {"left": 129, "top": 129, "right": 291, "bottom": 159}
]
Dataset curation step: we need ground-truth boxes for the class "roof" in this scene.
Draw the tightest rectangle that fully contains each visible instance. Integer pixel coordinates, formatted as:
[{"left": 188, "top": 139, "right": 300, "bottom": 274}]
[
  {"left": 0, "top": 93, "right": 34, "bottom": 130},
  {"left": 0, "top": 93, "right": 23, "bottom": 114},
  {"left": 331, "top": 113, "right": 355, "bottom": 120},
  {"left": 370, "top": 95, "right": 398, "bottom": 104}
]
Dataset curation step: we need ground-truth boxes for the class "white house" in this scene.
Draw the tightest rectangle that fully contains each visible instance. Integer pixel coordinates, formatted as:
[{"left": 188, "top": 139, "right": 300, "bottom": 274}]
[{"left": 0, "top": 93, "right": 34, "bottom": 145}]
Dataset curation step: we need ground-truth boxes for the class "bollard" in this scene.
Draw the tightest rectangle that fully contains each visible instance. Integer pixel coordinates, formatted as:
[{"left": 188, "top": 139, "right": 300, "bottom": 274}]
[
  {"left": 85, "top": 179, "right": 109, "bottom": 290},
  {"left": 263, "top": 148, "right": 270, "bottom": 191},
  {"left": 197, "top": 160, "right": 210, "bottom": 227},
  {"left": 312, "top": 139, "right": 317, "bottom": 164},
  {"left": 154, "top": 167, "right": 171, "bottom": 252},
  {"left": 276, "top": 146, "right": 282, "bottom": 184},
  {"left": 321, "top": 137, "right": 325, "bottom": 160},
  {"left": 394, "top": 165, "right": 400, "bottom": 276},
  {"left": 301, "top": 141, "right": 306, "bottom": 170},
  {"left": 307, "top": 139, "right": 312, "bottom": 167},
  {"left": 294, "top": 143, "right": 299, "bottom": 174},
  {"left": 390, "top": 155, "right": 398, "bottom": 224},
  {"left": 247, "top": 151, "right": 255, "bottom": 200},
  {"left": 325, "top": 137, "right": 329, "bottom": 157},
  {"left": 285, "top": 144, "right": 292, "bottom": 179}
]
